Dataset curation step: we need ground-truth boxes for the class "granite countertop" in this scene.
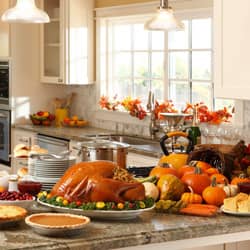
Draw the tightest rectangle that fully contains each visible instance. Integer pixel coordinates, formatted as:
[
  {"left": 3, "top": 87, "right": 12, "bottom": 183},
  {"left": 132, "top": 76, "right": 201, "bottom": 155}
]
[
  {"left": 1, "top": 210, "right": 250, "bottom": 250},
  {"left": 13, "top": 124, "right": 116, "bottom": 142},
  {"left": 13, "top": 124, "right": 163, "bottom": 158}
]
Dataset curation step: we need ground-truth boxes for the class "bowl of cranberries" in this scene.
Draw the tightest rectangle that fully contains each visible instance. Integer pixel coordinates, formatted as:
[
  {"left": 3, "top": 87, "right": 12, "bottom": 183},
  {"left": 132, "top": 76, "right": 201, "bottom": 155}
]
[{"left": 0, "top": 191, "right": 35, "bottom": 209}]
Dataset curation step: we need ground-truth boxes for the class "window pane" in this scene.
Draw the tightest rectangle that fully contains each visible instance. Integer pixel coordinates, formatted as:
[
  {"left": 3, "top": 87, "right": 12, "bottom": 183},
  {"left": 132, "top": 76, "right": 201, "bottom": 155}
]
[
  {"left": 152, "top": 80, "right": 164, "bottom": 101},
  {"left": 134, "top": 52, "right": 149, "bottom": 78},
  {"left": 111, "top": 79, "right": 132, "bottom": 98},
  {"left": 168, "top": 21, "right": 189, "bottom": 49},
  {"left": 192, "top": 82, "right": 212, "bottom": 108},
  {"left": 192, "top": 51, "right": 211, "bottom": 80},
  {"left": 114, "top": 52, "right": 131, "bottom": 78},
  {"left": 152, "top": 52, "right": 164, "bottom": 78},
  {"left": 113, "top": 24, "right": 131, "bottom": 51},
  {"left": 134, "top": 79, "right": 149, "bottom": 101},
  {"left": 192, "top": 19, "right": 211, "bottom": 49},
  {"left": 134, "top": 24, "right": 148, "bottom": 50},
  {"left": 169, "top": 52, "right": 189, "bottom": 79},
  {"left": 170, "top": 81, "right": 190, "bottom": 110},
  {"left": 152, "top": 31, "right": 165, "bottom": 50}
]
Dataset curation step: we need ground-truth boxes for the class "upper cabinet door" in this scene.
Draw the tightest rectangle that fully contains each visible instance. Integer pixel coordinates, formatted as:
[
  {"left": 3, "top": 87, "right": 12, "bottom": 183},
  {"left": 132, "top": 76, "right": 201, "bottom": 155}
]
[
  {"left": 40, "top": 0, "right": 63, "bottom": 84},
  {"left": 40, "top": 0, "right": 94, "bottom": 85},
  {"left": 0, "top": 0, "right": 10, "bottom": 57},
  {"left": 214, "top": 0, "right": 250, "bottom": 100}
]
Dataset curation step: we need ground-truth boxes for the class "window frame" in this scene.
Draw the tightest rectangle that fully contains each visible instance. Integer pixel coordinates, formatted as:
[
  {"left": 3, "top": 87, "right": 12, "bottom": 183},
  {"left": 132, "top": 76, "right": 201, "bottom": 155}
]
[{"left": 95, "top": 3, "right": 242, "bottom": 127}]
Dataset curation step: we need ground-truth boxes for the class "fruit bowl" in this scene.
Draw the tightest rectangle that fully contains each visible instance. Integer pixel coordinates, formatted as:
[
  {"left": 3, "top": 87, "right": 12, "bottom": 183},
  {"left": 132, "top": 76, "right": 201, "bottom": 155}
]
[
  {"left": 30, "top": 111, "right": 55, "bottom": 126},
  {"left": 62, "top": 116, "right": 88, "bottom": 128}
]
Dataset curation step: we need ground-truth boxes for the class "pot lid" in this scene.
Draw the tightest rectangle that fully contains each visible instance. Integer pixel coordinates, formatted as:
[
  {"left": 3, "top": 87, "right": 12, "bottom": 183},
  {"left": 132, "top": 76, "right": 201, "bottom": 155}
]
[{"left": 77, "top": 140, "right": 130, "bottom": 149}]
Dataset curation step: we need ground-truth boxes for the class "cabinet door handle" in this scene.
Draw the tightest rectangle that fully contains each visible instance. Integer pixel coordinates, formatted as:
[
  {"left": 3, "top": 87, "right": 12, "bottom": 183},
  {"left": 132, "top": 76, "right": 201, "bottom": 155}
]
[{"left": 58, "top": 78, "right": 63, "bottom": 83}]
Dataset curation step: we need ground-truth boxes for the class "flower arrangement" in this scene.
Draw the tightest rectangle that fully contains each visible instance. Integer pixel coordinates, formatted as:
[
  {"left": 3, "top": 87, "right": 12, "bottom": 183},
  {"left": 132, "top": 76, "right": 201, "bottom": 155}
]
[{"left": 99, "top": 96, "right": 233, "bottom": 123}]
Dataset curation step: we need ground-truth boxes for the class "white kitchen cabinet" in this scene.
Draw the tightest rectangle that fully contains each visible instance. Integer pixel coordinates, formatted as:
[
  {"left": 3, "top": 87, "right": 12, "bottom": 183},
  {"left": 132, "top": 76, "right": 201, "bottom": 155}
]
[
  {"left": 0, "top": 0, "right": 10, "bottom": 57},
  {"left": 40, "top": 0, "right": 94, "bottom": 85},
  {"left": 214, "top": 0, "right": 250, "bottom": 100}
]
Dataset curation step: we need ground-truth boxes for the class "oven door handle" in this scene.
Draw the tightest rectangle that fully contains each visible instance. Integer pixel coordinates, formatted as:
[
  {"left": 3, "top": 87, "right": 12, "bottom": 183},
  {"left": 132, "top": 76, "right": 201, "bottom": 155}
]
[{"left": 38, "top": 138, "right": 69, "bottom": 147}]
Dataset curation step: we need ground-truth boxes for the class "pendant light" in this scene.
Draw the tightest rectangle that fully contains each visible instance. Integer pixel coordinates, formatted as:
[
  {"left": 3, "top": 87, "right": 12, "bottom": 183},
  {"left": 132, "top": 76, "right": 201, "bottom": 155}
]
[
  {"left": 145, "top": 0, "right": 184, "bottom": 31},
  {"left": 1, "top": 0, "right": 50, "bottom": 24}
]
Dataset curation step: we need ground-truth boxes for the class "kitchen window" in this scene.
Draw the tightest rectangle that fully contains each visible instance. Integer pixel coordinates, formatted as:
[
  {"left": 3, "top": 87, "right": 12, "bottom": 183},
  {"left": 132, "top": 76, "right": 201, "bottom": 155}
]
[{"left": 97, "top": 7, "right": 234, "bottom": 112}]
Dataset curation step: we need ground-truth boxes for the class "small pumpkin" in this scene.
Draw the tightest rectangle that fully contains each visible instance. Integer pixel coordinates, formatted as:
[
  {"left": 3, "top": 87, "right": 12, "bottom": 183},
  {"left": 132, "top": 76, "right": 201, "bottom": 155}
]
[
  {"left": 210, "top": 173, "right": 229, "bottom": 185},
  {"left": 157, "top": 174, "right": 185, "bottom": 201},
  {"left": 181, "top": 166, "right": 211, "bottom": 195},
  {"left": 231, "top": 174, "right": 250, "bottom": 185},
  {"left": 150, "top": 165, "right": 179, "bottom": 179},
  {"left": 189, "top": 160, "right": 212, "bottom": 171},
  {"left": 181, "top": 186, "right": 203, "bottom": 204},
  {"left": 178, "top": 165, "right": 204, "bottom": 178},
  {"left": 217, "top": 180, "right": 238, "bottom": 198},
  {"left": 202, "top": 177, "right": 227, "bottom": 206},
  {"left": 205, "top": 168, "right": 219, "bottom": 176}
]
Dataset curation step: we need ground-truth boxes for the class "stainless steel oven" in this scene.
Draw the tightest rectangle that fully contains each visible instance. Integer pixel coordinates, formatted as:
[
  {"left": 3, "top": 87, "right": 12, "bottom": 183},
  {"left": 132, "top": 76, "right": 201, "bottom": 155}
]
[
  {"left": 0, "top": 109, "right": 11, "bottom": 165},
  {"left": 0, "top": 61, "right": 10, "bottom": 108}
]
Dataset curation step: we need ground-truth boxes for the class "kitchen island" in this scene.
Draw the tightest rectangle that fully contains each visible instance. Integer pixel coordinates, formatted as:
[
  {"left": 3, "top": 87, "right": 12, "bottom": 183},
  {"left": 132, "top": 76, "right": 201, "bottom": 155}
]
[{"left": 1, "top": 210, "right": 250, "bottom": 250}]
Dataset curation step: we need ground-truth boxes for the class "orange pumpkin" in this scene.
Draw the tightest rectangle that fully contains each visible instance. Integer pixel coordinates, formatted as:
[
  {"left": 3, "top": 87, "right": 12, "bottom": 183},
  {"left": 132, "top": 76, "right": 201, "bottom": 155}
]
[
  {"left": 231, "top": 174, "right": 250, "bottom": 185},
  {"left": 205, "top": 168, "right": 219, "bottom": 176},
  {"left": 210, "top": 173, "right": 228, "bottom": 184},
  {"left": 202, "top": 177, "right": 226, "bottom": 206},
  {"left": 181, "top": 186, "right": 203, "bottom": 204},
  {"left": 181, "top": 167, "right": 211, "bottom": 195},
  {"left": 178, "top": 165, "right": 204, "bottom": 178},
  {"left": 149, "top": 166, "right": 180, "bottom": 178},
  {"left": 189, "top": 160, "right": 212, "bottom": 172}
]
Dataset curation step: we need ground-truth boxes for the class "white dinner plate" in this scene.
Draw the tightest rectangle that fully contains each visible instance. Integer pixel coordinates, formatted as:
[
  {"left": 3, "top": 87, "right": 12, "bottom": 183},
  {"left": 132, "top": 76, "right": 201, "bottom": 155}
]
[
  {"left": 37, "top": 199, "right": 155, "bottom": 220},
  {"left": 221, "top": 205, "right": 250, "bottom": 216}
]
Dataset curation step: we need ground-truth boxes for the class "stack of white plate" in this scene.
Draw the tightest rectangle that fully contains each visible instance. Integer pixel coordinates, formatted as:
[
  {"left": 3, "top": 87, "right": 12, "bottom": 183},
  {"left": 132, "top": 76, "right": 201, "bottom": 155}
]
[{"left": 28, "top": 156, "right": 76, "bottom": 190}]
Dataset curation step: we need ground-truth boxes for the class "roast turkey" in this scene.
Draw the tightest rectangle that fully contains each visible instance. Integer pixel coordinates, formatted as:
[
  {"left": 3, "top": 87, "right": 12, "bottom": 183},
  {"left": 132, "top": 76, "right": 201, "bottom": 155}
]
[{"left": 50, "top": 160, "right": 145, "bottom": 203}]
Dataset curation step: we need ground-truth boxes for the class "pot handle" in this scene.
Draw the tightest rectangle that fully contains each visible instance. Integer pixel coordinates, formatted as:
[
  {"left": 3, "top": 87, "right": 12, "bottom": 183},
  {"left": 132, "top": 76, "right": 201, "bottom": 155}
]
[{"left": 160, "top": 131, "right": 194, "bottom": 156}]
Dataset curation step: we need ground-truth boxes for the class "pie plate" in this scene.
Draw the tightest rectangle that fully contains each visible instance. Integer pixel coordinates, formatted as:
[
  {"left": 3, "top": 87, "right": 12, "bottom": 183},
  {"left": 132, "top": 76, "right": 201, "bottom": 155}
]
[
  {"left": 37, "top": 199, "right": 155, "bottom": 220},
  {"left": 25, "top": 213, "right": 90, "bottom": 237}
]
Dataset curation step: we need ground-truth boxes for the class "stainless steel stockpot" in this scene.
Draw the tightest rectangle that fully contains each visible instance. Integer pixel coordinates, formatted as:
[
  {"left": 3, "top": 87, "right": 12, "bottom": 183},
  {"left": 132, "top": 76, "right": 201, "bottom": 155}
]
[{"left": 74, "top": 140, "right": 130, "bottom": 168}]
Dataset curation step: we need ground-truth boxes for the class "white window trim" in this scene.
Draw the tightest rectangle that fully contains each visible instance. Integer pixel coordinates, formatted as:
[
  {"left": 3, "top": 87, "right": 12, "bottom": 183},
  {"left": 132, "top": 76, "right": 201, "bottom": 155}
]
[{"left": 95, "top": 2, "right": 243, "bottom": 127}]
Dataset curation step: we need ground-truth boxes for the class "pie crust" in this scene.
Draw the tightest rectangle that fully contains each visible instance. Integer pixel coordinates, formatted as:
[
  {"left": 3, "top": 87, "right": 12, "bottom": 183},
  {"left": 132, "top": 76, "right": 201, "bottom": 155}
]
[
  {"left": 25, "top": 213, "right": 90, "bottom": 229},
  {"left": 0, "top": 205, "right": 27, "bottom": 222}
]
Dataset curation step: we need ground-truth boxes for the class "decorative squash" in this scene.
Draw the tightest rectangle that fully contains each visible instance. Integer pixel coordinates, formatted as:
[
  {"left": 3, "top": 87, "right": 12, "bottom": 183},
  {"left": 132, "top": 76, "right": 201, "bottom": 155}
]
[
  {"left": 158, "top": 154, "right": 188, "bottom": 170},
  {"left": 189, "top": 160, "right": 212, "bottom": 172},
  {"left": 157, "top": 174, "right": 185, "bottom": 201},
  {"left": 150, "top": 166, "right": 179, "bottom": 179},
  {"left": 181, "top": 166, "right": 211, "bottom": 195},
  {"left": 181, "top": 186, "right": 203, "bottom": 204},
  {"left": 202, "top": 177, "right": 226, "bottom": 206},
  {"left": 210, "top": 173, "right": 229, "bottom": 185},
  {"left": 231, "top": 174, "right": 250, "bottom": 185},
  {"left": 217, "top": 180, "right": 238, "bottom": 198},
  {"left": 142, "top": 182, "right": 159, "bottom": 201},
  {"left": 205, "top": 168, "right": 219, "bottom": 176}
]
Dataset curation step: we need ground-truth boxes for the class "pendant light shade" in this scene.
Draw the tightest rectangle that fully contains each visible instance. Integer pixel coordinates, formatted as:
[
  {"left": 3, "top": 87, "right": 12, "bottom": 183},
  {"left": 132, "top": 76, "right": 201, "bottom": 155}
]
[
  {"left": 145, "top": 0, "right": 184, "bottom": 31},
  {"left": 1, "top": 0, "right": 50, "bottom": 24}
]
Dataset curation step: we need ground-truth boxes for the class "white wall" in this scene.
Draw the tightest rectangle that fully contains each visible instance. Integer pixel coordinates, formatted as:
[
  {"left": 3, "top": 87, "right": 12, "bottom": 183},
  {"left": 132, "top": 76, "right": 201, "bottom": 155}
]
[{"left": 10, "top": 23, "right": 65, "bottom": 124}]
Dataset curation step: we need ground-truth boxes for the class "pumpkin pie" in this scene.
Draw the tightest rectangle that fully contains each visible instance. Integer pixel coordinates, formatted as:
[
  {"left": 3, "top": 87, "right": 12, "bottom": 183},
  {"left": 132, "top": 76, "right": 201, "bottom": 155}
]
[
  {"left": 0, "top": 205, "right": 27, "bottom": 222},
  {"left": 25, "top": 213, "right": 90, "bottom": 229}
]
